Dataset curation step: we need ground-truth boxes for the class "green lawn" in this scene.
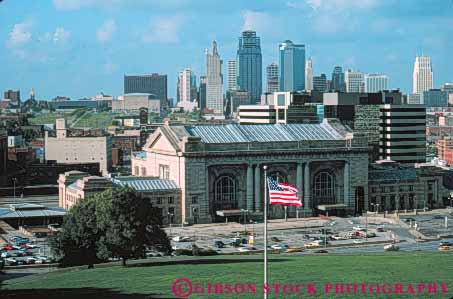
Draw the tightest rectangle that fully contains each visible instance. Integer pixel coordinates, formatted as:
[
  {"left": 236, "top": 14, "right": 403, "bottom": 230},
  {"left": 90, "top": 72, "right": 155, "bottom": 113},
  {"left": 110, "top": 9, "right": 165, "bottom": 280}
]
[
  {"left": 71, "top": 112, "right": 118, "bottom": 129},
  {"left": 28, "top": 112, "right": 74, "bottom": 125},
  {"left": 3, "top": 254, "right": 453, "bottom": 298}
]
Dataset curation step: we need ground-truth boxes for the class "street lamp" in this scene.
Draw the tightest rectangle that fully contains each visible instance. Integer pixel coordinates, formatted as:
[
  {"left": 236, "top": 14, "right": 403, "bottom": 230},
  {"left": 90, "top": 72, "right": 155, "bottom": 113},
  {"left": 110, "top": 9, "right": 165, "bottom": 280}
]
[{"left": 167, "top": 212, "right": 174, "bottom": 234}]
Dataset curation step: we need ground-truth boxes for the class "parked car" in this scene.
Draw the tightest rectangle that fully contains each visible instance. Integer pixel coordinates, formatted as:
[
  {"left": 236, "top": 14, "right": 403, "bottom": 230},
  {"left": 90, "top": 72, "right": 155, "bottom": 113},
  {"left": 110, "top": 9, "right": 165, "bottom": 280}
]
[
  {"left": 433, "top": 215, "right": 446, "bottom": 220},
  {"left": 271, "top": 237, "right": 281, "bottom": 242},
  {"left": 172, "top": 236, "right": 191, "bottom": 242},
  {"left": 3, "top": 245, "right": 14, "bottom": 251},
  {"left": 314, "top": 250, "right": 328, "bottom": 254},
  {"left": 214, "top": 241, "right": 225, "bottom": 248},
  {"left": 376, "top": 226, "right": 385, "bottom": 232},
  {"left": 5, "top": 258, "right": 18, "bottom": 266},
  {"left": 1, "top": 252, "right": 12, "bottom": 258},
  {"left": 238, "top": 247, "right": 257, "bottom": 252},
  {"left": 26, "top": 257, "right": 37, "bottom": 264},
  {"left": 439, "top": 241, "right": 452, "bottom": 247},
  {"left": 271, "top": 244, "right": 289, "bottom": 250}
]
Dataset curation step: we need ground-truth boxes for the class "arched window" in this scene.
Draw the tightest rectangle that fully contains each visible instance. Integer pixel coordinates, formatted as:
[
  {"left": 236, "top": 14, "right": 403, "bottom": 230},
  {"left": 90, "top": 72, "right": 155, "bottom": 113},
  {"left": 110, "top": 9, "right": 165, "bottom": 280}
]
[
  {"left": 313, "top": 171, "right": 335, "bottom": 199},
  {"left": 214, "top": 176, "right": 238, "bottom": 210}
]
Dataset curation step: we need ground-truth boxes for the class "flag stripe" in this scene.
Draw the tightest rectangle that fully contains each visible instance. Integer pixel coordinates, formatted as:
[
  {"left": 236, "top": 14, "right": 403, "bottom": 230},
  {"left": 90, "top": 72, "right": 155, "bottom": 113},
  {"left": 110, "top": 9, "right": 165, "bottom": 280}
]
[{"left": 267, "top": 177, "right": 302, "bottom": 207}]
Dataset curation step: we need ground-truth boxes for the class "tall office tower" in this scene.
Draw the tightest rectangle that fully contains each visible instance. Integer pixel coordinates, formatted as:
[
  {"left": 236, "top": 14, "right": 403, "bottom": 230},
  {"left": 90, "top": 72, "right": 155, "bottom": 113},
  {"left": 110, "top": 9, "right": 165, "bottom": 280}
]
[
  {"left": 198, "top": 76, "right": 207, "bottom": 110},
  {"left": 305, "top": 58, "right": 313, "bottom": 91},
  {"left": 345, "top": 69, "right": 365, "bottom": 93},
  {"left": 331, "top": 66, "right": 346, "bottom": 92},
  {"left": 412, "top": 55, "right": 433, "bottom": 94},
  {"left": 205, "top": 41, "right": 224, "bottom": 114},
  {"left": 313, "top": 74, "right": 327, "bottom": 92},
  {"left": 421, "top": 89, "right": 448, "bottom": 107},
  {"left": 227, "top": 60, "right": 237, "bottom": 91},
  {"left": 177, "top": 68, "right": 197, "bottom": 103},
  {"left": 124, "top": 74, "right": 167, "bottom": 101},
  {"left": 365, "top": 74, "right": 389, "bottom": 92},
  {"left": 237, "top": 31, "right": 262, "bottom": 104},
  {"left": 442, "top": 83, "right": 453, "bottom": 105},
  {"left": 441, "top": 83, "right": 453, "bottom": 94},
  {"left": 266, "top": 63, "right": 279, "bottom": 93},
  {"left": 380, "top": 104, "right": 426, "bottom": 164},
  {"left": 279, "top": 40, "right": 305, "bottom": 92}
]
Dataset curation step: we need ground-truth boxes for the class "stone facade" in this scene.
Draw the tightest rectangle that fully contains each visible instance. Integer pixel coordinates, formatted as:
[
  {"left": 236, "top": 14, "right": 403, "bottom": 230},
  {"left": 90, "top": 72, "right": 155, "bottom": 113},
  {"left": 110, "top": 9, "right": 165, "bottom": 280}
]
[
  {"left": 132, "top": 120, "right": 370, "bottom": 224},
  {"left": 368, "top": 161, "right": 452, "bottom": 211}
]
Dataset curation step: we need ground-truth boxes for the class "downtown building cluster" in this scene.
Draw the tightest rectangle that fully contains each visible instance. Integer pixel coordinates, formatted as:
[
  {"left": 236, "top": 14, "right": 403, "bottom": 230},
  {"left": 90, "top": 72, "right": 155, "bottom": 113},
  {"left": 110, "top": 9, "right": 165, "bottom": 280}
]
[{"left": 2, "top": 30, "right": 453, "bottom": 228}]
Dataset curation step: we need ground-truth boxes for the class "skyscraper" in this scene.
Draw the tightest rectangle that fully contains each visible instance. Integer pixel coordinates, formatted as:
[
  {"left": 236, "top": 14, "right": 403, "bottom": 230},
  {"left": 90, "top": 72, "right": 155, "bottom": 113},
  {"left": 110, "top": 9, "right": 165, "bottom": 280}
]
[
  {"left": 227, "top": 60, "right": 237, "bottom": 92},
  {"left": 305, "top": 58, "right": 313, "bottom": 91},
  {"left": 313, "top": 74, "right": 327, "bottom": 92},
  {"left": 124, "top": 74, "right": 167, "bottom": 100},
  {"left": 205, "top": 41, "right": 223, "bottom": 114},
  {"left": 331, "top": 66, "right": 346, "bottom": 92},
  {"left": 279, "top": 40, "right": 305, "bottom": 92},
  {"left": 345, "top": 69, "right": 365, "bottom": 93},
  {"left": 266, "top": 63, "right": 279, "bottom": 93},
  {"left": 412, "top": 55, "right": 433, "bottom": 94},
  {"left": 365, "top": 74, "right": 389, "bottom": 92},
  {"left": 177, "top": 68, "right": 197, "bottom": 103},
  {"left": 198, "top": 76, "right": 207, "bottom": 110},
  {"left": 237, "top": 31, "right": 262, "bottom": 104}
]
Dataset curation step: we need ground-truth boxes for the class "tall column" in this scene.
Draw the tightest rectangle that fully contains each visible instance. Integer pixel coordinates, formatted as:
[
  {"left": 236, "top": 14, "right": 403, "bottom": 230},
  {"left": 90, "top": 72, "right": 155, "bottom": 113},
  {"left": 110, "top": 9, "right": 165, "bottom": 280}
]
[
  {"left": 246, "top": 164, "right": 254, "bottom": 211},
  {"left": 254, "top": 164, "right": 261, "bottom": 212},
  {"left": 344, "top": 161, "right": 350, "bottom": 207},
  {"left": 303, "top": 162, "right": 310, "bottom": 211},
  {"left": 296, "top": 162, "right": 303, "bottom": 201}
]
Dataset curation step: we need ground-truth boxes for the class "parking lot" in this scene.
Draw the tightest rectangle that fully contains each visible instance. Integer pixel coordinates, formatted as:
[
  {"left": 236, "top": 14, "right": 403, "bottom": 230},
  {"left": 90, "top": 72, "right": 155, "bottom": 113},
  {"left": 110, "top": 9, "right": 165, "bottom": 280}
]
[{"left": 166, "top": 215, "right": 412, "bottom": 254}]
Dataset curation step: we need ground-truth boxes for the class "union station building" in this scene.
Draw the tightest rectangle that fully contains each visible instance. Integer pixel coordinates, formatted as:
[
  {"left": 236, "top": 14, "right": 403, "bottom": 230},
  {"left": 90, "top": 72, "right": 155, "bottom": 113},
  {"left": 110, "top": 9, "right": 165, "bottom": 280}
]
[{"left": 131, "top": 119, "right": 370, "bottom": 224}]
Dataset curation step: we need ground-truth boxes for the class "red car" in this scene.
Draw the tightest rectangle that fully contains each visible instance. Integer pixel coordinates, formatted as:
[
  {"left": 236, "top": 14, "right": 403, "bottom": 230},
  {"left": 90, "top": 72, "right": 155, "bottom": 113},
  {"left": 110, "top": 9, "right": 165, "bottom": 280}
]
[
  {"left": 20, "top": 244, "right": 32, "bottom": 249},
  {"left": 3, "top": 245, "right": 14, "bottom": 251}
]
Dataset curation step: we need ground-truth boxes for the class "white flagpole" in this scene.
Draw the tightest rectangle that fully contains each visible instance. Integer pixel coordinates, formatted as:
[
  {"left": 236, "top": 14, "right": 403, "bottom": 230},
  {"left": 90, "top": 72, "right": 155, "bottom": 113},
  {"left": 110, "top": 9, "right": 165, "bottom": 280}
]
[{"left": 263, "top": 165, "right": 268, "bottom": 299}]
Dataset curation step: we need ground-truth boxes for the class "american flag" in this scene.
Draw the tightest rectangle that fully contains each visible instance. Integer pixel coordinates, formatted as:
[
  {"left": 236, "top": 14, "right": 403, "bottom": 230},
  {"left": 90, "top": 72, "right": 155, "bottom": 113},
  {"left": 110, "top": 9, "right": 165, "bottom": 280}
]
[{"left": 267, "top": 177, "right": 302, "bottom": 206}]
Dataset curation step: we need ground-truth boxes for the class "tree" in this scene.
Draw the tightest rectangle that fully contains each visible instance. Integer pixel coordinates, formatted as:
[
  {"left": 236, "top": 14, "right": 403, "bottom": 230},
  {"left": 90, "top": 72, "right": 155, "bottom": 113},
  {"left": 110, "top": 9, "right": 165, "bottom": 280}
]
[
  {"left": 50, "top": 198, "right": 101, "bottom": 268},
  {"left": 96, "top": 187, "right": 171, "bottom": 266}
]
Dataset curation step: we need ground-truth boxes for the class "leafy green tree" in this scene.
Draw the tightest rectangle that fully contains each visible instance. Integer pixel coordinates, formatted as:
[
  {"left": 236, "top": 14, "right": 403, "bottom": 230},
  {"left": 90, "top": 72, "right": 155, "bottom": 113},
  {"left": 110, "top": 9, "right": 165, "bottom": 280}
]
[
  {"left": 96, "top": 187, "right": 171, "bottom": 266},
  {"left": 50, "top": 198, "right": 101, "bottom": 268}
]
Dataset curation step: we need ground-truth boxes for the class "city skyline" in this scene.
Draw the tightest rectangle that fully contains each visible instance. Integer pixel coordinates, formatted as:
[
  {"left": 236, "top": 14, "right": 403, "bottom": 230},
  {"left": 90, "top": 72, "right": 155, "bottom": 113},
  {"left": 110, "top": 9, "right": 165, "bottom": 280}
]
[{"left": 1, "top": 0, "right": 453, "bottom": 99}]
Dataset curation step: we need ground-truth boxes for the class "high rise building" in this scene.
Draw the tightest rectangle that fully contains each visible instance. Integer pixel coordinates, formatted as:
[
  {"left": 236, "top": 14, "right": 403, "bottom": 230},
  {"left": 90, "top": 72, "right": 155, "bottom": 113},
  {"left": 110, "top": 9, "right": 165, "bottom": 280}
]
[
  {"left": 124, "top": 74, "right": 167, "bottom": 101},
  {"left": 279, "top": 40, "right": 305, "bottom": 92},
  {"left": 365, "top": 74, "right": 389, "bottom": 92},
  {"left": 331, "top": 66, "right": 346, "bottom": 92},
  {"left": 421, "top": 89, "right": 448, "bottom": 107},
  {"left": 177, "top": 68, "right": 197, "bottom": 103},
  {"left": 198, "top": 76, "right": 207, "bottom": 110},
  {"left": 412, "top": 55, "right": 433, "bottom": 94},
  {"left": 237, "top": 31, "right": 262, "bottom": 104},
  {"left": 305, "top": 58, "right": 313, "bottom": 91},
  {"left": 205, "top": 41, "right": 223, "bottom": 114},
  {"left": 227, "top": 60, "right": 237, "bottom": 91},
  {"left": 442, "top": 83, "right": 453, "bottom": 106},
  {"left": 266, "top": 63, "right": 279, "bottom": 93},
  {"left": 345, "top": 69, "right": 365, "bottom": 93},
  {"left": 441, "top": 83, "right": 453, "bottom": 94},
  {"left": 313, "top": 74, "right": 327, "bottom": 92},
  {"left": 379, "top": 104, "right": 426, "bottom": 164}
]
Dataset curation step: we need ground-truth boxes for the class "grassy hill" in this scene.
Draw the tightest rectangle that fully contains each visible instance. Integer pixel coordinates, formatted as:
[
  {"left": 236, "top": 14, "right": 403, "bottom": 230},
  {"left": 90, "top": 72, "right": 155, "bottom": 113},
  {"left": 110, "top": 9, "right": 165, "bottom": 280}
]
[{"left": 2, "top": 253, "right": 453, "bottom": 298}]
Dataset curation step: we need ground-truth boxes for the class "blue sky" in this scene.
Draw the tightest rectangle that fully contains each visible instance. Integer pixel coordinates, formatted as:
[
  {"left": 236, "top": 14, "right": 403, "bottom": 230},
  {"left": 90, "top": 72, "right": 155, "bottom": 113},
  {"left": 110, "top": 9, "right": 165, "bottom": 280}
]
[{"left": 1, "top": 0, "right": 452, "bottom": 100}]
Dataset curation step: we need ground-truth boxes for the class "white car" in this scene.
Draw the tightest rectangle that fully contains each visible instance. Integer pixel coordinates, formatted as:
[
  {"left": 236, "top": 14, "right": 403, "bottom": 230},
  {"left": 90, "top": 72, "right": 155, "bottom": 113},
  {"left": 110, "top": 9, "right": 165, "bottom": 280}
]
[
  {"left": 172, "top": 236, "right": 191, "bottom": 242},
  {"left": 271, "top": 244, "right": 289, "bottom": 250},
  {"left": 306, "top": 240, "right": 322, "bottom": 247},
  {"left": 238, "top": 247, "right": 257, "bottom": 252},
  {"left": 353, "top": 226, "right": 366, "bottom": 231}
]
